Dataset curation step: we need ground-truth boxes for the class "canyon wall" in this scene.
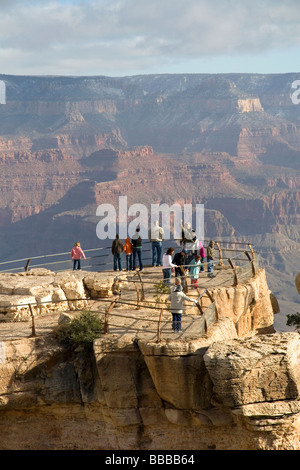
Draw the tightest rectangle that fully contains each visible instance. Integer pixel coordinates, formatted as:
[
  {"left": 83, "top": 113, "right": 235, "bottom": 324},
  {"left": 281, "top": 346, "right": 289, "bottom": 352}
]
[
  {"left": 2, "top": 267, "right": 299, "bottom": 451},
  {"left": 0, "top": 73, "right": 300, "bottom": 329}
]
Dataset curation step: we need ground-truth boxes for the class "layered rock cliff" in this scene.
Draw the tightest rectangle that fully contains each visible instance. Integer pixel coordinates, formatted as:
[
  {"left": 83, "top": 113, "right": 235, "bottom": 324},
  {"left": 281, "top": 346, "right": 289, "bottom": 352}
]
[
  {"left": 0, "top": 72, "right": 300, "bottom": 330},
  {"left": 2, "top": 266, "right": 299, "bottom": 451}
]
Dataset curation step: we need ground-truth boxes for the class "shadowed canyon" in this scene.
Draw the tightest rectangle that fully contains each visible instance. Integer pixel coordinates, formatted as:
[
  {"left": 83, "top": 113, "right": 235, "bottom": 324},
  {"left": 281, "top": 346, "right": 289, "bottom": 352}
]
[{"left": 0, "top": 72, "right": 300, "bottom": 331}]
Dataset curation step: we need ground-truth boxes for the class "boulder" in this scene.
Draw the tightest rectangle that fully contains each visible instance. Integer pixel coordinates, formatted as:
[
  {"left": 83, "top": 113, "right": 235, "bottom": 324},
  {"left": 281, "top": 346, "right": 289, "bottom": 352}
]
[
  {"left": 0, "top": 294, "right": 37, "bottom": 321},
  {"left": 204, "top": 332, "right": 300, "bottom": 408}
]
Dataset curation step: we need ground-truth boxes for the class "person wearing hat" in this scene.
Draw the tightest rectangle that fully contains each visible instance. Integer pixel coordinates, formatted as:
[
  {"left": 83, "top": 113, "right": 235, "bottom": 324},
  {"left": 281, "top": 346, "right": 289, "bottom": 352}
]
[{"left": 167, "top": 278, "right": 195, "bottom": 333}]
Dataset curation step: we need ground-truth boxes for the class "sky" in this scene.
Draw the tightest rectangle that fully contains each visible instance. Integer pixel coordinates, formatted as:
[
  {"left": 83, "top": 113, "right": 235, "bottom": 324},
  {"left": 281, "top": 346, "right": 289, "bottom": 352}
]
[{"left": 0, "top": 0, "right": 300, "bottom": 77}]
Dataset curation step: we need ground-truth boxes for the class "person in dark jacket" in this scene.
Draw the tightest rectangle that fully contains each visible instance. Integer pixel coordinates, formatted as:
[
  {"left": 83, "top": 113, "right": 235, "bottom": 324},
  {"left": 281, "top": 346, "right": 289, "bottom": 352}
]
[
  {"left": 132, "top": 227, "right": 143, "bottom": 271},
  {"left": 173, "top": 249, "right": 187, "bottom": 274},
  {"left": 112, "top": 234, "right": 124, "bottom": 271},
  {"left": 207, "top": 240, "right": 215, "bottom": 276},
  {"left": 173, "top": 248, "right": 188, "bottom": 287}
]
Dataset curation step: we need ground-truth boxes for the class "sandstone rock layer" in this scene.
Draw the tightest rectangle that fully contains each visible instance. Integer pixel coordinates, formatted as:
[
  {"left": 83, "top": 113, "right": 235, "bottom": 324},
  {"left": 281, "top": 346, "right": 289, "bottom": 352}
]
[{"left": 0, "top": 265, "right": 298, "bottom": 450}]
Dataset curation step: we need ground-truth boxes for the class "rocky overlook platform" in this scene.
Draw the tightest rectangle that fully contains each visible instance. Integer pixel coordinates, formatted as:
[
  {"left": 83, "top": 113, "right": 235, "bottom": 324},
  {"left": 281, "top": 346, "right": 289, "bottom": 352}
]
[{"left": 0, "top": 262, "right": 300, "bottom": 451}]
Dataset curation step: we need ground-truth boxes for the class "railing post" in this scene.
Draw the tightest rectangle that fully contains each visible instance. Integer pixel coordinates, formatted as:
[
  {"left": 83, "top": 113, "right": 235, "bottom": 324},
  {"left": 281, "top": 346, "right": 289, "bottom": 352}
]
[
  {"left": 104, "top": 300, "right": 116, "bottom": 334},
  {"left": 24, "top": 259, "right": 31, "bottom": 272},
  {"left": 28, "top": 304, "right": 36, "bottom": 337},
  {"left": 215, "top": 242, "right": 223, "bottom": 266},
  {"left": 157, "top": 307, "right": 164, "bottom": 343},
  {"left": 134, "top": 282, "right": 140, "bottom": 309},
  {"left": 137, "top": 271, "right": 145, "bottom": 301},
  {"left": 228, "top": 258, "right": 238, "bottom": 286},
  {"left": 180, "top": 266, "right": 189, "bottom": 293},
  {"left": 245, "top": 251, "right": 256, "bottom": 276},
  {"left": 196, "top": 288, "right": 204, "bottom": 315},
  {"left": 248, "top": 243, "right": 255, "bottom": 259},
  {"left": 204, "top": 316, "right": 208, "bottom": 334},
  {"left": 206, "top": 290, "right": 218, "bottom": 320}
]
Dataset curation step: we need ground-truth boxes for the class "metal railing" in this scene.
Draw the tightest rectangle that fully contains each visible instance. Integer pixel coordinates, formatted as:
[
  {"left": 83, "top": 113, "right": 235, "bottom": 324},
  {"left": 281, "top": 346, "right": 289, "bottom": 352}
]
[
  {"left": 0, "top": 240, "right": 258, "bottom": 342},
  {"left": 0, "top": 239, "right": 257, "bottom": 274},
  {"left": 1, "top": 294, "right": 215, "bottom": 343}
]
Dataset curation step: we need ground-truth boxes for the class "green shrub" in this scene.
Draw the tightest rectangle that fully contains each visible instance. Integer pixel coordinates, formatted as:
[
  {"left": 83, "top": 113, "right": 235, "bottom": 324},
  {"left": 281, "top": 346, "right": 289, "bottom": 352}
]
[
  {"left": 153, "top": 281, "right": 170, "bottom": 308},
  {"left": 55, "top": 310, "right": 103, "bottom": 346},
  {"left": 286, "top": 312, "right": 300, "bottom": 332}
]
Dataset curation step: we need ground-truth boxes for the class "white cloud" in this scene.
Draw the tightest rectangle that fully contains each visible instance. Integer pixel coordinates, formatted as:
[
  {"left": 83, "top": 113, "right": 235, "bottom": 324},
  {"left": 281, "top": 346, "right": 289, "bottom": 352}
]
[{"left": 0, "top": 0, "right": 299, "bottom": 75}]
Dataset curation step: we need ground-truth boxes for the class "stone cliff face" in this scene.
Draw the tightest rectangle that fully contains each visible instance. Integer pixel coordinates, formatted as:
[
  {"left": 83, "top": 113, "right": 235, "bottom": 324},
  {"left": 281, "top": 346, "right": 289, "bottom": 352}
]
[
  {"left": 4, "top": 330, "right": 300, "bottom": 450},
  {"left": 1, "top": 267, "right": 297, "bottom": 451}
]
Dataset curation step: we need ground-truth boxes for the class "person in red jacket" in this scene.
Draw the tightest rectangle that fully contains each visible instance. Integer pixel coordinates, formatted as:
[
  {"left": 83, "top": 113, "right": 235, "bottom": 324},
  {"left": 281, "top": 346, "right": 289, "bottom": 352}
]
[
  {"left": 123, "top": 237, "right": 133, "bottom": 271},
  {"left": 71, "top": 242, "right": 86, "bottom": 270}
]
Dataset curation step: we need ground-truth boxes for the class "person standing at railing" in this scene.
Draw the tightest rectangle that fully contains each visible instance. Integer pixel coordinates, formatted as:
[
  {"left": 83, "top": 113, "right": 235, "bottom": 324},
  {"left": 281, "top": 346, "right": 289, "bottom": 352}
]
[
  {"left": 199, "top": 241, "right": 205, "bottom": 272},
  {"left": 173, "top": 248, "right": 188, "bottom": 288},
  {"left": 149, "top": 220, "right": 165, "bottom": 267},
  {"left": 168, "top": 278, "right": 195, "bottom": 333},
  {"left": 162, "top": 247, "right": 177, "bottom": 285},
  {"left": 124, "top": 237, "right": 133, "bottom": 271},
  {"left": 112, "top": 234, "right": 124, "bottom": 271},
  {"left": 189, "top": 254, "right": 202, "bottom": 288},
  {"left": 71, "top": 242, "right": 86, "bottom": 270},
  {"left": 132, "top": 227, "right": 144, "bottom": 271},
  {"left": 180, "top": 221, "right": 198, "bottom": 256},
  {"left": 207, "top": 240, "right": 215, "bottom": 277}
]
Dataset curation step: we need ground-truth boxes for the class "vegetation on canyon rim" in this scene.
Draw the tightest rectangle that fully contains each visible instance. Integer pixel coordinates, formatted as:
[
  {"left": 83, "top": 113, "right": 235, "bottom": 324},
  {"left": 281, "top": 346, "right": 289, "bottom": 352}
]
[
  {"left": 54, "top": 310, "right": 103, "bottom": 347},
  {"left": 286, "top": 313, "right": 300, "bottom": 332}
]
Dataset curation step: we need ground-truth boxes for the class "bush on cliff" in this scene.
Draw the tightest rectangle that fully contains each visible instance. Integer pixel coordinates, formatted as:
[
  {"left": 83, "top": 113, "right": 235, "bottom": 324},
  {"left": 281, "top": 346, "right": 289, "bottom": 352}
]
[
  {"left": 55, "top": 310, "right": 103, "bottom": 346},
  {"left": 286, "top": 312, "right": 300, "bottom": 332}
]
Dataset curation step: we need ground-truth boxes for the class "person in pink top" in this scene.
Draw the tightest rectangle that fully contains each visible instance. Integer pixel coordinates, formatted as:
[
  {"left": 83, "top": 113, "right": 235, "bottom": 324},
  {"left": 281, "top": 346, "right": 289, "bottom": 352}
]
[
  {"left": 71, "top": 242, "right": 86, "bottom": 270},
  {"left": 199, "top": 241, "right": 205, "bottom": 272}
]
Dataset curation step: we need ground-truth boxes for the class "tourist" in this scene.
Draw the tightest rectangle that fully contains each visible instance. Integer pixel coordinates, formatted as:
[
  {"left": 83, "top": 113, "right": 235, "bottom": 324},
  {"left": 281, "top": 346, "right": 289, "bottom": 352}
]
[
  {"left": 191, "top": 230, "right": 199, "bottom": 255},
  {"left": 180, "top": 221, "right": 198, "bottom": 255},
  {"left": 162, "top": 247, "right": 177, "bottom": 285},
  {"left": 149, "top": 220, "right": 165, "bottom": 266},
  {"left": 167, "top": 278, "right": 195, "bottom": 333},
  {"left": 71, "top": 242, "right": 86, "bottom": 270},
  {"left": 123, "top": 237, "right": 133, "bottom": 271},
  {"left": 189, "top": 255, "right": 201, "bottom": 288},
  {"left": 199, "top": 241, "right": 205, "bottom": 272},
  {"left": 132, "top": 227, "right": 143, "bottom": 271},
  {"left": 207, "top": 240, "right": 215, "bottom": 277},
  {"left": 173, "top": 248, "right": 188, "bottom": 288},
  {"left": 173, "top": 248, "right": 188, "bottom": 277},
  {"left": 112, "top": 234, "right": 124, "bottom": 271}
]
